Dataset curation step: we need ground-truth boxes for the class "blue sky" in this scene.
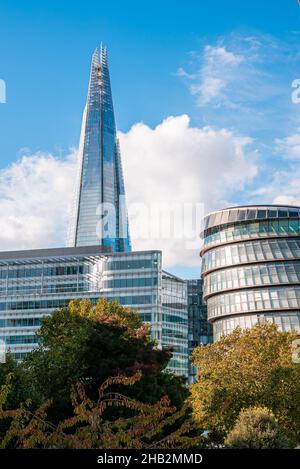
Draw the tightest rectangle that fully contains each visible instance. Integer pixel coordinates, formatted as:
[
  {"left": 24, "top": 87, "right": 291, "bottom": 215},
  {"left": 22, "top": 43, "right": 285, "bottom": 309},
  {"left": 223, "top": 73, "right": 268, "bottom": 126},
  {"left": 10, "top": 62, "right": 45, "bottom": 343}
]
[
  {"left": 1, "top": 0, "right": 299, "bottom": 161},
  {"left": 1, "top": 0, "right": 300, "bottom": 278}
]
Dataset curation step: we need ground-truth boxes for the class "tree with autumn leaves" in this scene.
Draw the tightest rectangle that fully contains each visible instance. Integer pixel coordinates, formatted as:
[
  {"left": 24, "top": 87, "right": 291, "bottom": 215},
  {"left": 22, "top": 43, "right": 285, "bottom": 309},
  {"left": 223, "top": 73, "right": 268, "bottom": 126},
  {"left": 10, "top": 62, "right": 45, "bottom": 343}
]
[
  {"left": 0, "top": 299, "right": 200, "bottom": 449},
  {"left": 0, "top": 299, "right": 299, "bottom": 448},
  {"left": 14, "top": 298, "right": 187, "bottom": 418},
  {"left": 224, "top": 406, "right": 291, "bottom": 449},
  {"left": 190, "top": 324, "right": 300, "bottom": 447},
  {"left": 0, "top": 372, "right": 205, "bottom": 449}
]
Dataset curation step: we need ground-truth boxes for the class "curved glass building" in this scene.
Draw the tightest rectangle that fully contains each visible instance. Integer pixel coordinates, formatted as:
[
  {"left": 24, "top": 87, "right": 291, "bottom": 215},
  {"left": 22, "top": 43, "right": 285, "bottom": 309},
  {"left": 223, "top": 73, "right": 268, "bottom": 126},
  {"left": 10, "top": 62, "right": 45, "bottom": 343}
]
[{"left": 201, "top": 205, "right": 300, "bottom": 340}]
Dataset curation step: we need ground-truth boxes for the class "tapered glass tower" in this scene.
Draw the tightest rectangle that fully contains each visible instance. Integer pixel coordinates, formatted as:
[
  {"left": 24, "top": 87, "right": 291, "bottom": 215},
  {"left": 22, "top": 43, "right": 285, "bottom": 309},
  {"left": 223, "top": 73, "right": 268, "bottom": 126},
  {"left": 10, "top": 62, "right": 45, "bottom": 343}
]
[{"left": 68, "top": 46, "right": 131, "bottom": 252}]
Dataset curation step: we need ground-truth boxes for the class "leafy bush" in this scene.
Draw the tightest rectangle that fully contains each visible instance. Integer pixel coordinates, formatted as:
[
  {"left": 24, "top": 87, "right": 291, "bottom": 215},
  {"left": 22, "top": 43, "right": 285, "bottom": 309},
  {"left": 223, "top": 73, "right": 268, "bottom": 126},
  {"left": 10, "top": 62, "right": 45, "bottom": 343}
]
[
  {"left": 191, "top": 324, "right": 300, "bottom": 446},
  {"left": 225, "top": 406, "right": 291, "bottom": 449}
]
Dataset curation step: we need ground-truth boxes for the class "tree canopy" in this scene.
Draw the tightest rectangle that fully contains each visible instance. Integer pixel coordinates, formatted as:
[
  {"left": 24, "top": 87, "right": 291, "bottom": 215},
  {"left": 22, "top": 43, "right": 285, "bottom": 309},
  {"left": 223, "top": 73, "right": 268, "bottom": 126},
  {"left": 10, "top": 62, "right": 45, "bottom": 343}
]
[
  {"left": 0, "top": 372, "right": 203, "bottom": 449},
  {"left": 1, "top": 299, "right": 187, "bottom": 423},
  {"left": 1, "top": 305, "right": 299, "bottom": 449},
  {"left": 224, "top": 406, "right": 290, "bottom": 449},
  {"left": 191, "top": 323, "right": 300, "bottom": 446}
]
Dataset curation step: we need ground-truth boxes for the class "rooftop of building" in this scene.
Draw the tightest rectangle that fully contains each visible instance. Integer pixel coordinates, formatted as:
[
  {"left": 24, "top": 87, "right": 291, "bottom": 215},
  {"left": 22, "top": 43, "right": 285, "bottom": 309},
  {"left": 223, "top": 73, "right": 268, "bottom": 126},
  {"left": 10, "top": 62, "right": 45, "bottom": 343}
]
[
  {"left": 162, "top": 270, "right": 187, "bottom": 283},
  {"left": 204, "top": 204, "right": 300, "bottom": 217},
  {"left": 0, "top": 245, "right": 162, "bottom": 263},
  {"left": 202, "top": 204, "right": 300, "bottom": 236}
]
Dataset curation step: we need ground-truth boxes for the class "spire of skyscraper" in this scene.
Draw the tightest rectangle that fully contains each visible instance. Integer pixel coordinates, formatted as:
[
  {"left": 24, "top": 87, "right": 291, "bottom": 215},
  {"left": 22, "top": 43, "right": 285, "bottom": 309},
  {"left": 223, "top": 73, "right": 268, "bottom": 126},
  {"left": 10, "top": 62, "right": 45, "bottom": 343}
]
[{"left": 68, "top": 46, "right": 131, "bottom": 252}]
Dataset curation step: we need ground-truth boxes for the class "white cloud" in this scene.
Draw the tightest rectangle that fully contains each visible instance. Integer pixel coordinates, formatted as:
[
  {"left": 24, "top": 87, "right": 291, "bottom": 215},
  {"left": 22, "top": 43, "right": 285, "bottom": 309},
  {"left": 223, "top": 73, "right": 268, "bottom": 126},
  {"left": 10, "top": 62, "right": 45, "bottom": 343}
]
[
  {"left": 204, "top": 45, "right": 244, "bottom": 66},
  {"left": 0, "top": 116, "right": 257, "bottom": 269},
  {"left": 186, "top": 45, "right": 244, "bottom": 106},
  {"left": 178, "top": 33, "right": 288, "bottom": 121},
  {"left": 186, "top": 45, "right": 245, "bottom": 105},
  {"left": 191, "top": 77, "right": 225, "bottom": 105},
  {"left": 0, "top": 152, "right": 76, "bottom": 251},
  {"left": 119, "top": 114, "right": 257, "bottom": 268},
  {"left": 268, "top": 167, "right": 300, "bottom": 206},
  {"left": 253, "top": 129, "right": 300, "bottom": 207},
  {"left": 276, "top": 129, "right": 300, "bottom": 160},
  {"left": 175, "top": 32, "right": 300, "bottom": 219},
  {"left": 176, "top": 67, "right": 196, "bottom": 80}
]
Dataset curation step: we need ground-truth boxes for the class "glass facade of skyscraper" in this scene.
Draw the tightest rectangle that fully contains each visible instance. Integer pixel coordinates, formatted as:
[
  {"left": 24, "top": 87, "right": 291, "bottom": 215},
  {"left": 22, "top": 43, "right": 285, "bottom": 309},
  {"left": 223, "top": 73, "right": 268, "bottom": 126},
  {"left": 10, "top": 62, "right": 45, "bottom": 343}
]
[
  {"left": 186, "top": 279, "right": 213, "bottom": 383},
  {"left": 0, "top": 47, "right": 191, "bottom": 378},
  {"left": 201, "top": 205, "right": 300, "bottom": 341},
  {"left": 161, "top": 272, "right": 189, "bottom": 375},
  {"left": 0, "top": 246, "right": 188, "bottom": 377},
  {"left": 68, "top": 46, "right": 131, "bottom": 252}
]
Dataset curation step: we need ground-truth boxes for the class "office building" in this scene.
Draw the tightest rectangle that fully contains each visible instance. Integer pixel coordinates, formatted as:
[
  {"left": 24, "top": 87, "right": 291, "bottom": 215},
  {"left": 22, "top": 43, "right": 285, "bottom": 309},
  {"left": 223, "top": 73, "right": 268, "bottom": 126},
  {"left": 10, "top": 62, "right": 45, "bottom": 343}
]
[
  {"left": 201, "top": 205, "right": 300, "bottom": 340},
  {"left": 186, "top": 279, "right": 213, "bottom": 383},
  {"left": 0, "top": 246, "right": 188, "bottom": 377},
  {"left": 0, "top": 47, "right": 189, "bottom": 378},
  {"left": 68, "top": 46, "right": 131, "bottom": 252}
]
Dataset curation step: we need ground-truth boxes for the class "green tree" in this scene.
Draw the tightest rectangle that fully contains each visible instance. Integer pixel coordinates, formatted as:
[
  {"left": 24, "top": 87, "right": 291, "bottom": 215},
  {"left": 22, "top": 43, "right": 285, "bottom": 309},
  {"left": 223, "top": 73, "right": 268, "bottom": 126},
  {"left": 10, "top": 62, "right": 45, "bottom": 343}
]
[
  {"left": 0, "top": 354, "right": 32, "bottom": 409},
  {"left": 191, "top": 324, "right": 300, "bottom": 446},
  {"left": 0, "top": 354, "right": 38, "bottom": 440},
  {"left": 0, "top": 373, "right": 204, "bottom": 449},
  {"left": 224, "top": 406, "right": 291, "bottom": 449},
  {"left": 24, "top": 299, "right": 187, "bottom": 421}
]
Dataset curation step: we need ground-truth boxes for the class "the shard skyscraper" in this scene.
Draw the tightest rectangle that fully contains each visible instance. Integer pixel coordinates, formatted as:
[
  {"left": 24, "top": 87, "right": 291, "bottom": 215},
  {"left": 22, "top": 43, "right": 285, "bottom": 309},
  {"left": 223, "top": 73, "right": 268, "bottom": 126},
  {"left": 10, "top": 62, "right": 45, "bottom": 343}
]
[{"left": 68, "top": 45, "right": 131, "bottom": 252}]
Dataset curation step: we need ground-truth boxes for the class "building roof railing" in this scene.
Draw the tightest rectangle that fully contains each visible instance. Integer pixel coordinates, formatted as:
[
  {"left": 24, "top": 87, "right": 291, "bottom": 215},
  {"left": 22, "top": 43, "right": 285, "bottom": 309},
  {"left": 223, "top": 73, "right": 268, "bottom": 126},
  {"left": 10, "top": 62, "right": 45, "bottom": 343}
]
[{"left": 202, "top": 205, "right": 300, "bottom": 237}]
